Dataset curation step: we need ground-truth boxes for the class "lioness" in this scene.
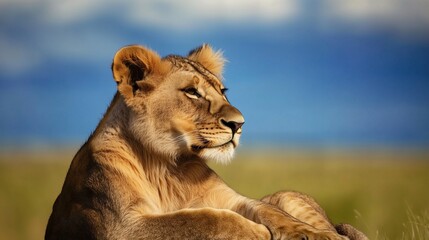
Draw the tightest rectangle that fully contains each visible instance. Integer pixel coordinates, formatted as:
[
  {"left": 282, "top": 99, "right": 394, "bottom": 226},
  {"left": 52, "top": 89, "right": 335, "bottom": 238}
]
[{"left": 46, "top": 44, "right": 367, "bottom": 240}]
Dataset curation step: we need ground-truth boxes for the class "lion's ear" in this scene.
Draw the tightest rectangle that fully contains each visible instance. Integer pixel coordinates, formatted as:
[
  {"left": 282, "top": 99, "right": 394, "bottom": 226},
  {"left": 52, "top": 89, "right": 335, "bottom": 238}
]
[
  {"left": 188, "top": 44, "right": 225, "bottom": 78},
  {"left": 112, "top": 45, "right": 162, "bottom": 96}
]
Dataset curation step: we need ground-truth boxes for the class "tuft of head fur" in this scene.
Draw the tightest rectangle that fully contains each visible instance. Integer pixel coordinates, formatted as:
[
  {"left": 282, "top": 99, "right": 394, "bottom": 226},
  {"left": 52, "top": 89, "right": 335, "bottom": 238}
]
[{"left": 188, "top": 44, "right": 225, "bottom": 78}]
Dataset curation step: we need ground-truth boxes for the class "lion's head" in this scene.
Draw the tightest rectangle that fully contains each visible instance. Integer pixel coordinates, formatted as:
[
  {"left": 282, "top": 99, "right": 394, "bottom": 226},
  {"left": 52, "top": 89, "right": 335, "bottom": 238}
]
[{"left": 111, "top": 44, "right": 244, "bottom": 164}]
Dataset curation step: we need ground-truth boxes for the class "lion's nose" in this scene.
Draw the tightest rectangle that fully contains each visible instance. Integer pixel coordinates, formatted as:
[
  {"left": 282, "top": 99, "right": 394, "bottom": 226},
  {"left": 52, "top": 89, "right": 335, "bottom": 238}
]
[{"left": 221, "top": 119, "right": 244, "bottom": 134}]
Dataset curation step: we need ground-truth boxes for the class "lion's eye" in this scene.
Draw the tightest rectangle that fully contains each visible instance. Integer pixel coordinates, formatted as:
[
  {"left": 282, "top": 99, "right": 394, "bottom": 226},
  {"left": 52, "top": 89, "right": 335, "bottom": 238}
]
[{"left": 183, "top": 87, "right": 202, "bottom": 99}]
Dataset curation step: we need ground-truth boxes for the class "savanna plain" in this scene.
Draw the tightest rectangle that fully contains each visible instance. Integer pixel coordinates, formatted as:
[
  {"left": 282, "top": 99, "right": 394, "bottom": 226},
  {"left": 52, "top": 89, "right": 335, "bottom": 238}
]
[{"left": 0, "top": 147, "right": 428, "bottom": 240}]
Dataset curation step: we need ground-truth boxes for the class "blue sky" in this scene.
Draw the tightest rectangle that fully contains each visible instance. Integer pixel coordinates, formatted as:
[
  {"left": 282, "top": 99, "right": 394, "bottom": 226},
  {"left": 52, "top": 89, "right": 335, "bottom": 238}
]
[{"left": 1, "top": 0, "right": 429, "bottom": 148}]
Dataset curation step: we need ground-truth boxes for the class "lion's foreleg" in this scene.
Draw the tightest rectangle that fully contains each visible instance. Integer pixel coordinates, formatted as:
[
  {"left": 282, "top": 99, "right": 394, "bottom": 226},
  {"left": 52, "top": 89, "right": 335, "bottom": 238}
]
[
  {"left": 261, "top": 191, "right": 368, "bottom": 240},
  {"left": 261, "top": 191, "right": 335, "bottom": 231},
  {"left": 122, "top": 208, "right": 270, "bottom": 240},
  {"left": 195, "top": 182, "right": 343, "bottom": 239}
]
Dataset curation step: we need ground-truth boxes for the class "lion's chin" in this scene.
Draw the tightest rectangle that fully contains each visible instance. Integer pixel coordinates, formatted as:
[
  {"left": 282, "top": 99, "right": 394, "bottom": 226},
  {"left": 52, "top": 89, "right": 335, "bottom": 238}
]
[{"left": 198, "top": 142, "right": 235, "bottom": 164}]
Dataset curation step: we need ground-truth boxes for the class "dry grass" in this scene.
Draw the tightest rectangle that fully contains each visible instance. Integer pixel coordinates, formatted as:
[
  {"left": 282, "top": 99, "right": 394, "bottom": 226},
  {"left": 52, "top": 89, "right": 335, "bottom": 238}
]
[
  {"left": 0, "top": 148, "right": 428, "bottom": 239},
  {"left": 212, "top": 148, "right": 429, "bottom": 239},
  {"left": 400, "top": 207, "right": 429, "bottom": 240}
]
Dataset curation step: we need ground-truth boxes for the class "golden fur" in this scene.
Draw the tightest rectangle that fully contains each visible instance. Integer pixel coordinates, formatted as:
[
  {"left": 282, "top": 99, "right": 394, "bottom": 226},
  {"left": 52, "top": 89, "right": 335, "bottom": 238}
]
[{"left": 45, "top": 44, "right": 367, "bottom": 240}]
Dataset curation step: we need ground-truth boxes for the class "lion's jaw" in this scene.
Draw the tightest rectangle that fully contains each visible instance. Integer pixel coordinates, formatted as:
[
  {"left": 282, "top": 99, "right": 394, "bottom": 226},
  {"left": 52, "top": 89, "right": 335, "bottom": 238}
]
[
  {"left": 126, "top": 103, "right": 242, "bottom": 165},
  {"left": 197, "top": 141, "right": 236, "bottom": 164}
]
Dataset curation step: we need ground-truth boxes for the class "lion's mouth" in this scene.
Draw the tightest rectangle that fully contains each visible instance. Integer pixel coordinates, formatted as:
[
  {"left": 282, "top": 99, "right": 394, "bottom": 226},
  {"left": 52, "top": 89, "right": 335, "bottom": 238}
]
[{"left": 191, "top": 140, "right": 235, "bottom": 151}]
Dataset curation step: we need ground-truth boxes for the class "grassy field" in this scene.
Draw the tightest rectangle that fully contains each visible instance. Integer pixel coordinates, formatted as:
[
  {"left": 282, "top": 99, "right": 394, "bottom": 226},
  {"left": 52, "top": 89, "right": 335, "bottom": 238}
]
[{"left": 0, "top": 148, "right": 428, "bottom": 239}]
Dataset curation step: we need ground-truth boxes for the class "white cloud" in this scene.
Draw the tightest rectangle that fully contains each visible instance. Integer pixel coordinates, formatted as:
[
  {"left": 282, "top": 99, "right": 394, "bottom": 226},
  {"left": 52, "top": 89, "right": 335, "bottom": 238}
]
[
  {"left": 31, "top": 0, "right": 429, "bottom": 32},
  {"left": 1, "top": 0, "right": 429, "bottom": 76},
  {"left": 322, "top": 0, "right": 429, "bottom": 34},
  {"left": 2, "top": 0, "right": 429, "bottom": 31},
  {"left": 43, "top": 1, "right": 108, "bottom": 25},
  {"left": 28, "top": 0, "right": 299, "bottom": 29},
  {"left": 0, "top": 0, "right": 38, "bottom": 7},
  {"left": 125, "top": 0, "right": 300, "bottom": 30},
  {"left": 0, "top": 0, "right": 300, "bottom": 75}
]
